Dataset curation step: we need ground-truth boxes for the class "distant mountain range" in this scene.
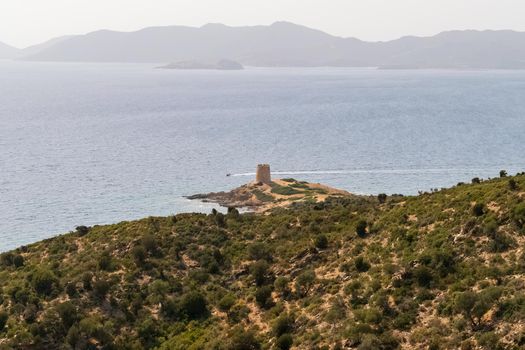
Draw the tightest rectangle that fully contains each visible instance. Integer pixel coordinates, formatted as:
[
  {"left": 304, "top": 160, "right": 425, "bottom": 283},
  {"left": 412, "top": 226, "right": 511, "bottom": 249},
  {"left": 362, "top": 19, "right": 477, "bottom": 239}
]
[
  {"left": 3, "top": 22, "right": 525, "bottom": 69},
  {"left": 0, "top": 35, "right": 76, "bottom": 60}
]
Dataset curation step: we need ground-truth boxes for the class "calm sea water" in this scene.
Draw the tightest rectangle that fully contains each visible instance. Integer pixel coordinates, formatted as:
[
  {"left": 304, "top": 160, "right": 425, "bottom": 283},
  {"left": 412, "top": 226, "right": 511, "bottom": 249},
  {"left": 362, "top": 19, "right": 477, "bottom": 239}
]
[{"left": 1, "top": 61, "right": 525, "bottom": 251}]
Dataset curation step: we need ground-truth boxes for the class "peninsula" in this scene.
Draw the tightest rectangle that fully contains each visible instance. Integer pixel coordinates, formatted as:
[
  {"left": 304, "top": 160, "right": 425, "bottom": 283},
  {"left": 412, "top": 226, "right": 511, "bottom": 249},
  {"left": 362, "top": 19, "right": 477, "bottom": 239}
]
[
  {"left": 159, "top": 59, "right": 244, "bottom": 70},
  {"left": 187, "top": 164, "right": 352, "bottom": 211}
]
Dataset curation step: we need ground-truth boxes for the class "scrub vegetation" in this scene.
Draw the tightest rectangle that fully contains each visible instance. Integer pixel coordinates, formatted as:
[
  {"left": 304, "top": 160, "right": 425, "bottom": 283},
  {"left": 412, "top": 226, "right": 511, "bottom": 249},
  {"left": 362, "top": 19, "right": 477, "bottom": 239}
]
[{"left": 2, "top": 173, "right": 525, "bottom": 349}]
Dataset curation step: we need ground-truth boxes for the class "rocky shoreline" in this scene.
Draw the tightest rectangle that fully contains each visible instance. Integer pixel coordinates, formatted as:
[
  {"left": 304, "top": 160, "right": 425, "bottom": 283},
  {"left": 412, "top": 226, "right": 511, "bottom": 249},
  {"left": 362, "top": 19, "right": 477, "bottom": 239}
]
[{"left": 187, "top": 178, "right": 352, "bottom": 211}]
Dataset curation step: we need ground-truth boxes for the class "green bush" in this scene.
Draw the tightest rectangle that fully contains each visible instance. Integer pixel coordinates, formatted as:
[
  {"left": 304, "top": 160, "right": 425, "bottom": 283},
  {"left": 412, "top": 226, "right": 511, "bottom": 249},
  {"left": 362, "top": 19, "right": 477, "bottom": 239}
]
[
  {"left": 92, "top": 279, "right": 111, "bottom": 299},
  {"left": 478, "top": 332, "right": 503, "bottom": 350},
  {"left": 274, "top": 277, "right": 291, "bottom": 298},
  {"left": 13, "top": 254, "right": 24, "bottom": 268},
  {"left": 472, "top": 203, "right": 485, "bottom": 217},
  {"left": 272, "top": 313, "right": 294, "bottom": 336},
  {"left": 255, "top": 286, "right": 273, "bottom": 309},
  {"left": 82, "top": 272, "right": 93, "bottom": 290},
  {"left": 275, "top": 333, "right": 293, "bottom": 350},
  {"left": 248, "top": 242, "right": 272, "bottom": 261},
  {"left": 0, "top": 252, "right": 14, "bottom": 266},
  {"left": 75, "top": 226, "right": 90, "bottom": 236},
  {"left": 0, "top": 311, "right": 8, "bottom": 331},
  {"left": 413, "top": 266, "right": 433, "bottom": 287},
  {"left": 314, "top": 234, "right": 328, "bottom": 249},
  {"left": 227, "top": 327, "right": 261, "bottom": 350},
  {"left": 271, "top": 185, "right": 301, "bottom": 196},
  {"left": 354, "top": 256, "right": 371, "bottom": 272},
  {"left": 141, "top": 234, "right": 158, "bottom": 254},
  {"left": 132, "top": 245, "right": 147, "bottom": 266},
  {"left": 250, "top": 260, "right": 270, "bottom": 286},
  {"left": 295, "top": 270, "right": 316, "bottom": 298},
  {"left": 31, "top": 268, "right": 58, "bottom": 295},
  {"left": 512, "top": 203, "right": 525, "bottom": 228},
  {"left": 57, "top": 302, "right": 78, "bottom": 328},
  {"left": 97, "top": 251, "right": 113, "bottom": 271},
  {"left": 218, "top": 294, "right": 236, "bottom": 313},
  {"left": 180, "top": 291, "right": 208, "bottom": 319},
  {"left": 356, "top": 220, "right": 368, "bottom": 238}
]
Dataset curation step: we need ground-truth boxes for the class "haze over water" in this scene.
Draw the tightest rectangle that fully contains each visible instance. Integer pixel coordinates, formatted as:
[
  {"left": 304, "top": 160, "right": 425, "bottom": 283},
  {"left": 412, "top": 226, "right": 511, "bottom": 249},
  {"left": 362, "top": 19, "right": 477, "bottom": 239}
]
[{"left": 1, "top": 61, "right": 525, "bottom": 251}]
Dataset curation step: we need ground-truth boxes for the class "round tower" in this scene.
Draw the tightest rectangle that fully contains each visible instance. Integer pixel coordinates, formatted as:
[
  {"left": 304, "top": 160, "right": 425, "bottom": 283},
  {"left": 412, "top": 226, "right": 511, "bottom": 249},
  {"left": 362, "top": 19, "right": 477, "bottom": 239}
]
[{"left": 256, "top": 164, "right": 271, "bottom": 184}]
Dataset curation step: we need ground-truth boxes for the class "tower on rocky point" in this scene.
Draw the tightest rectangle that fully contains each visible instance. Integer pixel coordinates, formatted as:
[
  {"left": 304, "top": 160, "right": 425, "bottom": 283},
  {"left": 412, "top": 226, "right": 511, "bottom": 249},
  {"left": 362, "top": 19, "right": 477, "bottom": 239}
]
[{"left": 256, "top": 164, "right": 271, "bottom": 184}]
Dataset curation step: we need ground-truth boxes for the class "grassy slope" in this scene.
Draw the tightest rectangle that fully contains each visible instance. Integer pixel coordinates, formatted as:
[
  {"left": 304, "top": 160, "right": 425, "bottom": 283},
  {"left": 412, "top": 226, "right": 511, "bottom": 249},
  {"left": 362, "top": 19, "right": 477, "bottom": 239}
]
[{"left": 1, "top": 175, "right": 525, "bottom": 349}]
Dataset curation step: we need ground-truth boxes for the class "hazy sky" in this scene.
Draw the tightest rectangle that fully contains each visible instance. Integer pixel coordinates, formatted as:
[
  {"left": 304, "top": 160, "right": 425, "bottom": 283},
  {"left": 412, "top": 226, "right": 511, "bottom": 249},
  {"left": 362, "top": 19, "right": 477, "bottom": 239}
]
[{"left": 1, "top": 0, "right": 525, "bottom": 48}]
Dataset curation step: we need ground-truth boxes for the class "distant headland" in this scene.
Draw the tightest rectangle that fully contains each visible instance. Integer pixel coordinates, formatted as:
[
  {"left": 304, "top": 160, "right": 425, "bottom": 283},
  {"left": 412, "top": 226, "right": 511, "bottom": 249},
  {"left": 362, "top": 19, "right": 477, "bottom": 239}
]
[{"left": 158, "top": 59, "right": 244, "bottom": 70}]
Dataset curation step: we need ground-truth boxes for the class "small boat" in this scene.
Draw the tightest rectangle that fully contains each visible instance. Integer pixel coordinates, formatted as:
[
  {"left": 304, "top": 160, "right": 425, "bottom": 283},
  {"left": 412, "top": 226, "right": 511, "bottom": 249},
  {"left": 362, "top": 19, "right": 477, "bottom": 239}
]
[{"left": 226, "top": 173, "right": 231, "bottom": 177}]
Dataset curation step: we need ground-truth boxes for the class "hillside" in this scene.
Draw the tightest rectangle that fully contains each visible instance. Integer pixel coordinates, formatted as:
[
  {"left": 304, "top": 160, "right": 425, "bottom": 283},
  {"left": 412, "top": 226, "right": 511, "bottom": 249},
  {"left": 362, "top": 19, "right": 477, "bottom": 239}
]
[
  {"left": 1, "top": 174, "right": 525, "bottom": 349},
  {"left": 16, "top": 23, "right": 525, "bottom": 69}
]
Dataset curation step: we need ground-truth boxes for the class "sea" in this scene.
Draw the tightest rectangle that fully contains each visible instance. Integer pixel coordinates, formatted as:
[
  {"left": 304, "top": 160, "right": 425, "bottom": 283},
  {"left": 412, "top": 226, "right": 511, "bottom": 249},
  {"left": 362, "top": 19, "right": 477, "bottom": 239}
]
[{"left": 1, "top": 61, "right": 525, "bottom": 251}]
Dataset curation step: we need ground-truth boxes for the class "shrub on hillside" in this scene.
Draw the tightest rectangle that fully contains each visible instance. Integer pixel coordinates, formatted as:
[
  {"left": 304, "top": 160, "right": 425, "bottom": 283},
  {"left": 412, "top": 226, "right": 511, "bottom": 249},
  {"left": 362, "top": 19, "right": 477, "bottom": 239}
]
[
  {"left": 31, "top": 268, "right": 58, "bottom": 295},
  {"left": 509, "top": 179, "right": 519, "bottom": 190},
  {"left": 295, "top": 269, "right": 316, "bottom": 298},
  {"left": 57, "top": 302, "right": 79, "bottom": 328},
  {"left": 180, "top": 291, "right": 208, "bottom": 319},
  {"left": 356, "top": 220, "right": 368, "bottom": 238},
  {"left": 250, "top": 260, "right": 270, "bottom": 286},
  {"left": 227, "top": 327, "right": 261, "bottom": 350},
  {"left": 13, "top": 254, "right": 24, "bottom": 268},
  {"left": 248, "top": 242, "right": 272, "bottom": 261},
  {"left": 92, "top": 279, "right": 111, "bottom": 299},
  {"left": 218, "top": 294, "right": 236, "bottom": 313},
  {"left": 75, "top": 226, "right": 90, "bottom": 236},
  {"left": 512, "top": 203, "right": 525, "bottom": 228},
  {"left": 314, "top": 234, "right": 328, "bottom": 249},
  {"left": 132, "top": 245, "right": 147, "bottom": 266},
  {"left": 272, "top": 313, "right": 294, "bottom": 337},
  {"left": 97, "top": 251, "right": 113, "bottom": 271},
  {"left": 275, "top": 333, "right": 293, "bottom": 350},
  {"left": 255, "top": 286, "right": 273, "bottom": 309},
  {"left": 472, "top": 203, "right": 485, "bottom": 217},
  {"left": 0, "top": 311, "right": 8, "bottom": 331},
  {"left": 354, "top": 256, "right": 371, "bottom": 272}
]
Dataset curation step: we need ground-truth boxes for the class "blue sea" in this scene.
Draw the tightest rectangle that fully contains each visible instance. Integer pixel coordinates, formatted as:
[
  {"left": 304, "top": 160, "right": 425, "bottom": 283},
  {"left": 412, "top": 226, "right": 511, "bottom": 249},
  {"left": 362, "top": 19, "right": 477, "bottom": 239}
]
[{"left": 1, "top": 61, "right": 525, "bottom": 251}]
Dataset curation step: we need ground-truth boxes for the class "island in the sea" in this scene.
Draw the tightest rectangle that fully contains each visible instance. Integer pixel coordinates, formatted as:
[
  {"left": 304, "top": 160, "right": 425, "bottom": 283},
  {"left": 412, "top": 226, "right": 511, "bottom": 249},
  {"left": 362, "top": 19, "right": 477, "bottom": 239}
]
[
  {"left": 158, "top": 59, "right": 244, "bottom": 70},
  {"left": 187, "top": 164, "right": 352, "bottom": 211}
]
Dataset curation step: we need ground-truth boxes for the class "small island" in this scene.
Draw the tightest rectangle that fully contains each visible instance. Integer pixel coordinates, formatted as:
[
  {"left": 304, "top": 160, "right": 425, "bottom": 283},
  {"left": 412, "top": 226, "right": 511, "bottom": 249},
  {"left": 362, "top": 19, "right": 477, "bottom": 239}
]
[
  {"left": 158, "top": 59, "right": 244, "bottom": 70},
  {"left": 187, "top": 164, "right": 351, "bottom": 211}
]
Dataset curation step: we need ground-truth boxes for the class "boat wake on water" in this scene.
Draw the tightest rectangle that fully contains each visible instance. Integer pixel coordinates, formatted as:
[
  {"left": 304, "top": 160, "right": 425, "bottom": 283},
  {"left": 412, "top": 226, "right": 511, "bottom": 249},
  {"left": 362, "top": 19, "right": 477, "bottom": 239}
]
[{"left": 228, "top": 167, "right": 514, "bottom": 177}]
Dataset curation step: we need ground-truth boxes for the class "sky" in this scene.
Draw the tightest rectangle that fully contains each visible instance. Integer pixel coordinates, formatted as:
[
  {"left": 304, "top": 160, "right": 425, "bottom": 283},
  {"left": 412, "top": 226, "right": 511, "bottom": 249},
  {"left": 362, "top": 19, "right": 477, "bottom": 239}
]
[{"left": 1, "top": 0, "right": 525, "bottom": 48}]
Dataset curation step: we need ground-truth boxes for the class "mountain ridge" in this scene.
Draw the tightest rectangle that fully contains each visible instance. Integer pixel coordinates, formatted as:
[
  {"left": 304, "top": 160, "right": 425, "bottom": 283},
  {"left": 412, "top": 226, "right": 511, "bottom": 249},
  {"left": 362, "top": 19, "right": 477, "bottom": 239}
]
[{"left": 8, "top": 22, "right": 525, "bottom": 68}]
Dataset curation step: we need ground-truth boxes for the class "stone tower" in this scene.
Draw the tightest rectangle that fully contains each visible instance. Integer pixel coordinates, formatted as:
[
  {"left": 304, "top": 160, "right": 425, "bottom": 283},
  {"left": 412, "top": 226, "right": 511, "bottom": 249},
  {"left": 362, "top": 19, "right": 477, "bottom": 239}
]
[{"left": 256, "top": 164, "right": 271, "bottom": 184}]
